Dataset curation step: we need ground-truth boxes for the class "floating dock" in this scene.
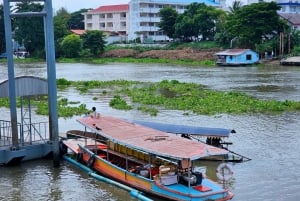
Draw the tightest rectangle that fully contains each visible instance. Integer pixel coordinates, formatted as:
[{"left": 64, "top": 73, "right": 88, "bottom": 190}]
[
  {"left": 0, "top": 119, "right": 53, "bottom": 165},
  {"left": 280, "top": 56, "right": 300, "bottom": 66}
]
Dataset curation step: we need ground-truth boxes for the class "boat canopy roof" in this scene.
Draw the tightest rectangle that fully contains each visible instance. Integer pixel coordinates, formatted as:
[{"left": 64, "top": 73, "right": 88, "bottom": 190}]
[
  {"left": 77, "top": 116, "right": 228, "bottom": 161},
  {"left": 130, "top": 120, "right": 235, "bottom": 137}
]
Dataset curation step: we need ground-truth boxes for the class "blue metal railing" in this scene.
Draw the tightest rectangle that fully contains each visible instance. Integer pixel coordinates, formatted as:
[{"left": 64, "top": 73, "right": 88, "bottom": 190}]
[{"left": 0, "top": 120, "right": 49, "bottom": 148}]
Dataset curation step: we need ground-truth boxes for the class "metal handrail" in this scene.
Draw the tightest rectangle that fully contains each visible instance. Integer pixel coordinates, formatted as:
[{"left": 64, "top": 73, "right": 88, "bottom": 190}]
[{"left": 0, "top": 120, "right": 49, "bottom": 148}]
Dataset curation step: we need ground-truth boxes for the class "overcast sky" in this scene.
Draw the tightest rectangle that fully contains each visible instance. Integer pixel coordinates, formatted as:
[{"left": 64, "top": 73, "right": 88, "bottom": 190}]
[
  {"left": 0, "top": 0, "right": 129, "bottom": 12},
  {"left": 52, "top": 0, "right": 129, "bottom": 12}
]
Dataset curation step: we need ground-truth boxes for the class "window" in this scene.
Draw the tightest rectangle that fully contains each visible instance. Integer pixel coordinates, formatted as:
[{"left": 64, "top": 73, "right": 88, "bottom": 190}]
[
  {"left": 87, "top": 14, "right": 92, "bottom": 19},
  {"left": 99, "top": 23, "right": 105, "bottom": 28},
  {"left": 121, "top": 22, "right": 126, "bottom": 27},
  {"left": 107, "top": 22, "right": 113, "bottom": 27},
  {"left": 86, "top": 23, "right": 92, "bottom": 29},
  {"left": 107, "top": 13, "right": 113, "bottom": 18},
  {"left": 290, "top": 6, "right": 296, "bottom": 12},
  {"left": 120, "top": 12, "right": 126, "bottom": 18},
  {"left": 246, "top": 54, "right": 252, "bottom": 60}
]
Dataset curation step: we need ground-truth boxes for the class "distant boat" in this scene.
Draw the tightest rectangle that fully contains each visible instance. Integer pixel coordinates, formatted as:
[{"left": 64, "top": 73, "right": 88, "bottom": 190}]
[
  {"left": 215, "top": 49, "right": 259, "bottom": 66},
  {"left": 14, "top": 51, "right": 29, "bottom": 59},
  {"left": 62, "top": 115, "right": 234, "bottom": 201},
  {"left": 280, "top": 56, "right": 300, "bottom": 66}
]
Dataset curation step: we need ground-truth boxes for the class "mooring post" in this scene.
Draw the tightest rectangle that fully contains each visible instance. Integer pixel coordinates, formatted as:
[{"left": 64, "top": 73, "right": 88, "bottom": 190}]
[
  {"left": 3, "top": 0, "right": 20, "bottom": 150},
  {"left": 43, "top": 0, "right": 60, "bottom": 167}
]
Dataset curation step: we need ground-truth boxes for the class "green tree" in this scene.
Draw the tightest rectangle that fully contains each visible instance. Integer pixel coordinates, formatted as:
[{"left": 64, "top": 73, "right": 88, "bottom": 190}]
[
  {"left": 54, "top": 8, "right": 70, "bottom": 39},
  {"left": 82, "top": 30, "right": 106, "bottom": 56},
  {"left": 225, "top": 2, "right": 284, "bottom": 49},
  {"left": 194, "top": 3, "right": 226, "bottom": 40},
  {"left": 13, "top": 2, "right": 44, "bottom": 56},
  {"left": 68, "top": 9, "right": 88, "bottom": 30},
  {"left": 174, "top": 15, "right": 195, "bottom": 41},
  {"left": 60, "top": 34, "right": 82, "bottom": 58},
  {"left": 174, "top": 3, "right": 226, "bottom": 41},
  {"left": 158, "top": 6, "right": 178, "bottom": 39},
  {"left": 0, "top": 4, "right": 5, "bottom": 53},
  {"left": 229, "top": 1, "right": 243, "bottom": 14},
  {"left": 54, "top": 7, "right": 71, "bottom": 58}
]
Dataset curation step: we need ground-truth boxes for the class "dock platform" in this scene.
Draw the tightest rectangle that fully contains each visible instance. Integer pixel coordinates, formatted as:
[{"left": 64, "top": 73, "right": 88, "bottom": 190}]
[
  {"left": 280, "top": 56, "right": 300, "bottom": 66},
  {"left": 0, "top": 120, "right": 53, "bottom": 165}
]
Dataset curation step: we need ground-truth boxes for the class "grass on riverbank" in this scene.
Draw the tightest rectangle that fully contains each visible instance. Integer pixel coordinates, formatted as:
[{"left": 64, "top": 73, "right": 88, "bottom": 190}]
[
  {"left": 2, "top": 79, "right": 299, "bottom": 117},
  {"left": 56, "top": 57, "right": 215, "bottom": 66},
  {"left": 0, "top": 42, "right": 219, "bottom": 66}
]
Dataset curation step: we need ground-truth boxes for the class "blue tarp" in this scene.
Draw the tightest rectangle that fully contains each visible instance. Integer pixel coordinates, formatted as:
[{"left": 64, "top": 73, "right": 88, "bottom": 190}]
[{"left": 130, "top": 120, "right": 235, "bottom": 137}]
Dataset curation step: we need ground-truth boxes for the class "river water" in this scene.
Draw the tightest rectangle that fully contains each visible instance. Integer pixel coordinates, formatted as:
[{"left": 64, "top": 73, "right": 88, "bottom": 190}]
[{"left": 1, "top": 62, "right": 300, "bottom": 201}]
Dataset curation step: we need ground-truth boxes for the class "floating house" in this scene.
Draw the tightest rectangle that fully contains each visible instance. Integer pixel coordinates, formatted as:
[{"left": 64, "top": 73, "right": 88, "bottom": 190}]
[{"left": 215, "top": 49, "right": 259, "bottom": 66}]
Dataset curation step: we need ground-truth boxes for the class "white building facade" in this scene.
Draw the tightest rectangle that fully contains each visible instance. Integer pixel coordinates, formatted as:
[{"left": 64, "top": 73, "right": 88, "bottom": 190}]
[
  {"left": 83, "top": 4, "right": 129, "bottom": 35},
  {"left": 128, "top": 0, "right": 219, "bottom": 42},
  {"left": 83, "top": 0, "right": 299, "bottom": 43}
]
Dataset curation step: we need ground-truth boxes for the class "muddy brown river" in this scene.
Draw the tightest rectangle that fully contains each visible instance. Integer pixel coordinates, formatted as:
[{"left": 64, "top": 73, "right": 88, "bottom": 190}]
[{"left": 1, "top": 62, "right": 300, "bottom": 201}]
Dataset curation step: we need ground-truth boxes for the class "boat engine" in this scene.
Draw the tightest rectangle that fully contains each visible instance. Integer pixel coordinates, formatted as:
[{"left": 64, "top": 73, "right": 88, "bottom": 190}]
[{"left": 180, "top": 172, "right": 202, "bottom": 186}]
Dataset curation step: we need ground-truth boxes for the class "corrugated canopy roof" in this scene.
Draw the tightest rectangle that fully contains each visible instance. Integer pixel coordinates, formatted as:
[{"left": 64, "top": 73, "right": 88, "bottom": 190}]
[
  {"left": 0, "top": 76, "right": 48, "bottom": 98},
  {"left": 129, "top": 120, "right": 235, "bottom": 137},
  {"left": 77, "top": 116, "right": 228, "bottom": 160},
  {"left": 215, "top": 49, "right": 251, "bottom": 56}
]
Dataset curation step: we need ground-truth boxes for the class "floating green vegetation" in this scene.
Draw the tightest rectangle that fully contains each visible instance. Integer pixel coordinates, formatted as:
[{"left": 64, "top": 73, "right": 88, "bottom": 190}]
[
  {"left": 137, "top": 106, "right": 158, "bottom": 116},
  {"left": 35, "top": 97, "right": 89, "bottom": 117},
  {"left": 109, "top": 95, "right": 132, "bottom": 110},
  {"left": 57, "top": 78, "right": 139, "bottom": 93},
  {"left": 0, "top": 96, "right": 89, "bottom": 118},
  {"left": 123, "top": 80, "right": 300, "bottom": 115},
  {"left": 2, "top": 79, "right": 300, "bottom": 117}
]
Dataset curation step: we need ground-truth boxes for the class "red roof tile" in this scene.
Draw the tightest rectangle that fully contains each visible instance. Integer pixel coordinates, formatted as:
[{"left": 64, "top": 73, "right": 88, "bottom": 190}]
[
  {"left": 71, "top": 29, "right": 85, "bottom": 35},
  {"left": 90, "top": 4, "right": 129, "bottom": 13}
]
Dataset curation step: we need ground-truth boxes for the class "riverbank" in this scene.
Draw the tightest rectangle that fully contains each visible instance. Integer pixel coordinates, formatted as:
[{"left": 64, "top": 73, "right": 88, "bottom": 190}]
[
  {"left": 1, "top": 47, "right": 282, "bottom": 66},
  {"left": 101, "top": 48, "right": 220, "bottom": 61}
]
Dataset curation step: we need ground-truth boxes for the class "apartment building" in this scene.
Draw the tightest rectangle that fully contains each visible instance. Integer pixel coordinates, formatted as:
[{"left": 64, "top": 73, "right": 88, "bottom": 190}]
[
  {"left": 83, "top": 0, "right": 219, "bottom": 42},
  {"left": 83, "top": 0, "right": 299, "bottom": 43},
  {"left": 128, "top": 0, "right": 219, "bottom": 42},
  {"left": 84, "top": 4, "right": 129, "bottom": 35}
]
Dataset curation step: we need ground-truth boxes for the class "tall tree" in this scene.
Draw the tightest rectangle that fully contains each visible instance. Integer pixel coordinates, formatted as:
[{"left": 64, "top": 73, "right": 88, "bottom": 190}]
[
  {"left": 0, "top": 4, "right": 5, "bottom": 53},
  {"left": 174, "top": 15, "right": 196, "bottom": 41},
  {"left": 193, "top": 3, "right": 226, "bottom": 40},
  {"left": 229, "top": 1, "right": 243, "bottom": 14},
  {"left": 158, "top": 6, "right": 178, "bottom": 39},
  {"left": 82, "top": 30, "right": 106, "bottom": 56},
  {"left": 68, "top": 9, "right": 88, "bottom": 30},
  {"left": 225, "top": 2, "right": 285, "bottom": 49},
  {"left": 13, "top": 2, "right": 44, "bottom": 56},
  {"left": 54, "top": 7, "right": 71, "bottom": 58},
  {"left": 174, "top": 3, "right": 226, "bottom": 41}
]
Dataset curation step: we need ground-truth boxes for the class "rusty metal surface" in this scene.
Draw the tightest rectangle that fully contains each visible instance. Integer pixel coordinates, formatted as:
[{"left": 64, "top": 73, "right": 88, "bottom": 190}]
[{"left": 77, "top": 116, "right": 228, "bottom": 160}]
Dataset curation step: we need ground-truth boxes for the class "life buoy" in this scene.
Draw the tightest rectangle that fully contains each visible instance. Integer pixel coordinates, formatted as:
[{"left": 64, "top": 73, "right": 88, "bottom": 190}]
[
  {"left": 87, "top": 154, "right": 95, "bottom": 168},
  {"left": 216, "top": 163, "right": 234, "bottom": 181}
]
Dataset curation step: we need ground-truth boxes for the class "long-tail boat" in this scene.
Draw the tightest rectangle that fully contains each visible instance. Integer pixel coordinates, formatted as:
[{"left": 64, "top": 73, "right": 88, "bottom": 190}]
[{"left": 61, "top": 115, "right": 234, "bottom": 201}]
